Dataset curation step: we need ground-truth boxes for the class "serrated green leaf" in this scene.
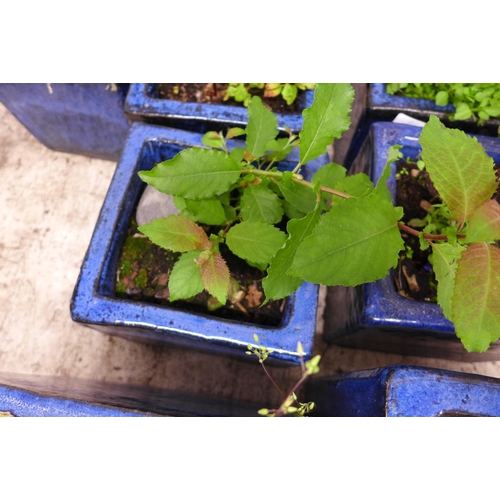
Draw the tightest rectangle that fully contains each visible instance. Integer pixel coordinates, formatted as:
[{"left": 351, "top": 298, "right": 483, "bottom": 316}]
[
  {"left": 277, "top": 180, "right": 317, "bottom": 215},
  {"left": 225, "top": 221, "right": 287, "bottom": 266},
  {"left": 372, "top": 145, "right": 402, "bottom": 203},
  {"left": 311, "top": 162, "right": 347, "bottom": 189},
  {"left": 289, "top": 196, "right": 404, "bottom": 286},
  {"left": 452, "top": 243, "right": 500, "bottom": 352},
  {"left": 169, "top": 250, "right": 204, "bottom": 301},
  {"left": 197, "top": 250, "right": 230, "bottom": 304},
  {"left": 245, "top": 96, "right": 278, "bottom": 158},
  {"left": 138, "top": 215, "right": 211, "bottom": 252},
  {"left": 465, "top": 200, "right": 500, "bottom": 243},
  {"left": 240, "top": 184, "right": 284, "bottom": 224},
  {"left": 330, "top": 173, "right": 374, "bottom": 207},
  {"left": 299, "top": 83, "right": 354, "bottom": 165},
  {"left": 420, "top": 115, "right": 497, "bottom": 223},
  {"left": 263, "top": 205, "right": 321, "bottom": 302},
  {"left": 428, "top": 242, "right": 466, "bottom": 320},
  {"left": 182, "top": 198, "right": 227, "bottom": 225},
  {"left": 138, "top": 148, "right": 242, "bottom": 200}
]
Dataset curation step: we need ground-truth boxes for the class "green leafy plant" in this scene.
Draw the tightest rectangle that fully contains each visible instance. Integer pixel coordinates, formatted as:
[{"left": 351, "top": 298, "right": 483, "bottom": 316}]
[
  {"left": 224, "top": 83, "right": 315, "bottom": 107},
  {"left": 246, "top": 335, "right": 320, "bottom": 417},
  {"left": 386, "top": 83, "right": 500, "bottom": 124},
  {"left": 137, "top": 83, "right": 500, "bottom": 353}
]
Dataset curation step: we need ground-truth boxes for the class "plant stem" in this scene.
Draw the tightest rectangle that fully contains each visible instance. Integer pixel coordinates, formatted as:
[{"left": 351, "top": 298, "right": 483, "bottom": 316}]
[
  {"left": 397, "top": 222, "right": 466, "bottom": 241},
  {"left": 260, "top": 363, "right": 284, "bottom": 396}
]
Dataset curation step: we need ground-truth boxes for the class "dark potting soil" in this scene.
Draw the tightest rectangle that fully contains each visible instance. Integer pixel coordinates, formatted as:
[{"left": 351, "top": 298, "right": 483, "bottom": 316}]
[
  {"left": 115, "top": 217, "right": 286, "bottom": 326},
  {"left": 395, "top": 162, "right": 439, "bottom": 302},
  {"left": 395, "top": 161, "right": 500, "bottom": 302},
  {"left": 155, "top": 83, "right": 303, "bottom": 115}
]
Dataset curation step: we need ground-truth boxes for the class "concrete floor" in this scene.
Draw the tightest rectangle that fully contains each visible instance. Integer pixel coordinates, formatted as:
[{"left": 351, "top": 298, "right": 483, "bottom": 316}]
[{"left": 2, "top": 97, "right": 500, "bottom": 414}]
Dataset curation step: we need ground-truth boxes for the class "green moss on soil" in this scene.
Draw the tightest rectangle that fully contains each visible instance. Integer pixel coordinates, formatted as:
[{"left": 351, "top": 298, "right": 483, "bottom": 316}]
[{"left": 115, "top": 215, "right": 286, "bottom": 326}]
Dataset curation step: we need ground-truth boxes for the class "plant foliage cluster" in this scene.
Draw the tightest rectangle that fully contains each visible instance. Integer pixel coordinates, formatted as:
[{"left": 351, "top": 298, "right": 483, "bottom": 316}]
[
  {"left": 224, "top": 83, "right": 315, "bottom": 107},
  {"left": 386, "top": 83, "right": 500, "bottom": 124},
  {"left": 138, "top": 83, "right": 500, "bottom": 353}
]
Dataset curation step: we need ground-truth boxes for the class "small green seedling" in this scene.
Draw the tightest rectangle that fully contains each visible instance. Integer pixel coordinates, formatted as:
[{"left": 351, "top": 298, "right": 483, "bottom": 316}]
[
  {"left": 138, "top": 83, "right": 500, "bottom": 353},
  {"left": 224, "top": 83, "right": 316, "bottom": 107},
  {"left": 386, "top": 83, "right": 500, "bottom": 125}
]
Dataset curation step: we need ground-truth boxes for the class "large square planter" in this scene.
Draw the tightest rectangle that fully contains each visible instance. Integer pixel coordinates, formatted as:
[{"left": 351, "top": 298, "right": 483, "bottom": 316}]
[
  {"left": 0, "top": 372, "right": 260, "bottom": 417},
  {"left": 322, "top": 121, "right": 500, "bottom": 362},
  {"left": 343, "top": 83, "right": 500, "bottom": 169},
  {"left": 306, "top": 365, "right": 500, "bottom": 417},
  {"left": 0, "top": 83, "right": 131, "bottom": 161},
  {"left": 71, "top": 122, "right": 328, "bottom": 366},
  {"left": 124, "top": 83, "right": 315, "bottom": 135}
]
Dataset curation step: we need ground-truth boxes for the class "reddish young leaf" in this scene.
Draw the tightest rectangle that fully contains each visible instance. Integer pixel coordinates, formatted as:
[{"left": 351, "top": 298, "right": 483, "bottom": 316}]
[
  {"left": 138, "top": 215, "right": 211, "bottom": 252},
  {"left": 420, "top": 116, "right": 497, "bottom": 223},
  {"left": 452, "top": 243, "right": 500, "bottom": 352},
  {"left": 197, "top": 251, "right": 230, "bottom": 305},
  {"left": 465, "top": 199, "right": 500, "bottom": 243}
]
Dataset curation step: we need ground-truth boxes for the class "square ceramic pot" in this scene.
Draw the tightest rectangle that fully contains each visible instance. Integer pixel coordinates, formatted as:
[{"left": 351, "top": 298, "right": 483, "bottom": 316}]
[
  {"left": 306, "top": 365, "right": 500, "bottom": 417},
  {"left": 343, "top": 83, "right": 500, "bottom": 169},
  {"left": 0, "top": 83, "right": 131, "bottom": 161},
  {"left": 322, "top": 121, "right": 500, "bottom": 361},
  {"left": 124, "top": 83, "right": 315, "bottom": 135},
  {"left": 71, "top": 122, "right": 329, "bottom": 366},
  {"left": 0, "top": 372, "right": 260, "bottom": 417}
]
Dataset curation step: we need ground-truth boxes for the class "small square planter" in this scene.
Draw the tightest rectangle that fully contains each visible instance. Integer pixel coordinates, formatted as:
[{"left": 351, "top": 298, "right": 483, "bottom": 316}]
[
  {"left": 343, "top": 83, "right": 500, "bottom": 169},
  {"left": 0, "top": 83, "right": 131, "bottom": 161},
  {"left": 323, "top": 121, "right": 500, "bottom": 362},
  {"left": 0, "top": 372, "right": 260, "bottom": 417},
  {"left": 306, "top": 365, "right": 500, "bottom": 417},
  {"left": 124, "top": 83, "right": 315, "bottom": 135},
  {"left": 71, "top": 122, "right": 329, "bottom": 366}
]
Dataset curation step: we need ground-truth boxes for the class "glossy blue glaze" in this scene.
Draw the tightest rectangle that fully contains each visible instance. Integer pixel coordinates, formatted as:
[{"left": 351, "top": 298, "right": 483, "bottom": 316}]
[
  {"left": 0, "top": 372, "right": 261, "bottom": 417},
  {"left": 306, "top": 365, "right": 500, "bottom": 417},
  {"left": 124, "top": 83, "right": 315, "bottom": 134},
  {"left": 0, "top": 83, "right": 131, "bottom": 161},
  {"left": 71, "top": 123, "right": 329, "bottom": 365},
  {"left": 344, "top": 83, "right": 500, "bottom": 169},
  {"left": 323, "top": 122, "right": 500, "bottom": 361}
]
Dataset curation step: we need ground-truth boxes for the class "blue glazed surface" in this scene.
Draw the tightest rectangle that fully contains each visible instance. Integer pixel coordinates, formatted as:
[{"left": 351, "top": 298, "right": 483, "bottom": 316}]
[
  {"left": 71, "top": 123, "right": 328, "bottom": 365},
  {"left": 324, "top": 122, "right": 500, "bottom": 360},
  {"left": 306, "top": 365, "right": 500, "bottom": 417},
  {"left": 0, "top": 372, "right": 260, "bottom": 417},
  {"left": 124, "top": 83, "right": 315, "bottom": 134},
  {"left": 0, "top": 83, "right": 131, "bottom": 161}
]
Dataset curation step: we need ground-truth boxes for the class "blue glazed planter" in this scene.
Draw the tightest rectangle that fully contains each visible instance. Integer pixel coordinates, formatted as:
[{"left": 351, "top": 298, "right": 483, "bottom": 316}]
[
  {"left": 71, "top": 122, "right": 328, "bottom": 366},
  {"left": 124, "top": 83, "right": 315, "bottom": 134},
  {"left": 323, "top": 121, "right": 500, "bottom": 362},
  {"left": 343, "top": 83, "right": 500, "bottom": 169},
  {"left": 306, "top": 365, "right": 500, "bottom": 417},
  {"left": 0, "top": 372, "right": 260, "bottom": 417},
  {"left": 0, "top": 83, "right": 131, "bottom": 161}
]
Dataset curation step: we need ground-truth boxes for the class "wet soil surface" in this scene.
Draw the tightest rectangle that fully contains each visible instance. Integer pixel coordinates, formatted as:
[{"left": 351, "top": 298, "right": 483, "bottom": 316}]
[
  {"left": 155, "top": 83, "right": 302, "bottom": 114},
  {"left": 115, "top": 217, "right": 286, "bottom": 326}
]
